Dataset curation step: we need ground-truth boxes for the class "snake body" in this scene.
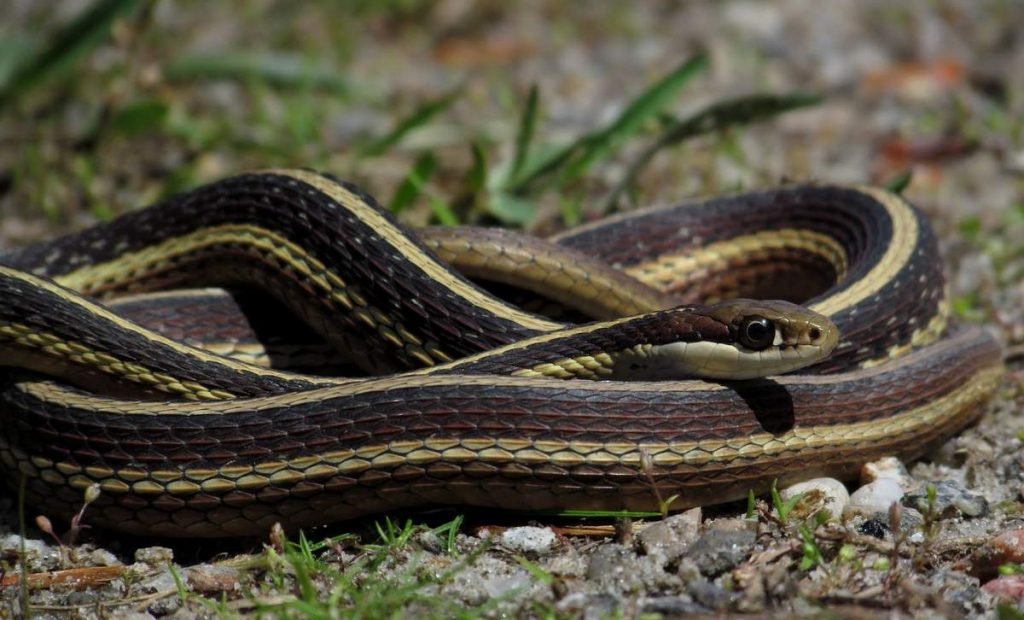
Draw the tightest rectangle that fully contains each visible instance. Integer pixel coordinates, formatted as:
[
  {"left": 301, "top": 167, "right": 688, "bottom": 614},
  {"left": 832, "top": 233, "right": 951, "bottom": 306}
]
[{"left": 0, "top": 170, "right": 1003, "bottom": 537}]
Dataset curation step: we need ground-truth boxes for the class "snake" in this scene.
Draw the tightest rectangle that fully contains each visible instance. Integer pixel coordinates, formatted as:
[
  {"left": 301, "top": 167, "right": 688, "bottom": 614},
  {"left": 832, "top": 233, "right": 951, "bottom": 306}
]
[{"left": 0, "top": 169, "right": 1004, "bottom": 538}]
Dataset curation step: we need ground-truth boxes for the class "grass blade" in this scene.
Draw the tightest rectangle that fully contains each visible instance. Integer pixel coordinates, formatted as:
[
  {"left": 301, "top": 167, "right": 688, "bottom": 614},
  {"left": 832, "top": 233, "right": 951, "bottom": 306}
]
[
  {"left": 388, "top": 152, "right": 438, "bottom": 214},
  {"left": 509, "top": 54, "right": 708, "bottom": 192},
  {"left": 359, "top": 90, "right": 460, "bottom": 157},
  {"left": 503, "top": 141, "right": 580, "bottom": 194},
  {"left": 883, "top": 169, "right": 913, "bottom": 194},
  {"left": 509, "top": 84, "right": 539, "bottom": 184},
  {"left": 108, "top": 99, "right": 168, "bottom": 136},
  {"left": 428, "top": 197, "right": 459, "bottom": 226},
  {"left": 656, "top": 92, "right": 822, "bottom": 149},
  {"left": 0, "top": 0, "right": 143, "bottom": 104},
  {"left": 0, "top": 35, "right": 39, "bottom": 91},
  {"left": 488, "top": 192, "right": 537, "bottom": 226},
  {"left": 465, "top": 142, "right": 488, "bottom": 196},
  {"left": 606, "top": 92, "right": 823, "bottom": 210},
  {"left": 165, "top": 52, "right": 353, "bottom": 95},
  {"left": 558, "top": 54, "right": 709, "bottom": 185}
]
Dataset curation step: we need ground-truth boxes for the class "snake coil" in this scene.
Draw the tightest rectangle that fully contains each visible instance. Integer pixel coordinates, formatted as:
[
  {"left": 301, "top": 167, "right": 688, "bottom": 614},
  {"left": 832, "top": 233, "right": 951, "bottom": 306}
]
[{"left": 0, "top": 169, "right": 1003, "bottom": 537}]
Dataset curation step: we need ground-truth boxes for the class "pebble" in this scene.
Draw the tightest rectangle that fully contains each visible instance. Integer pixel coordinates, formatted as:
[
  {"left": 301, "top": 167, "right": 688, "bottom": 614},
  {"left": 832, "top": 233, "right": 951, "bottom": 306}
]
[
  {"left": 636, "top": 507, "right": 702, "bottom": 562},
  {"left": 955, "top": 529, "right": 1024, "bottom": 579},
  {"left": 65, "top": 591, "right": 104, "bottom": 607},
  {"left": 557, "top": 592, "right": 622, "bottom": 620},
  {"left": 779, "top": 478, "right": 850, "bottom": 521},
  {"left": 902, "top": 481, "right": 989, "bottom": 519},
  {"left": 445, "top": 555, "right": 518, "bottom": 607},
  {"left": 687, "top": 578, "right": 733, "bottom": 610},
  {"left": 0, "top": 534, "right": 60, "bottom": 572},
  {"left": 680, "top": 529, "right": 756, "bottom": 578},
  {"left": 849, "top": 505, "right": 923, "bottom": 537},
  {"left": 860, "top": 457, "right": 912, "bottom": 485},
  {"left": 704, "top": 516, "right": 757, "bottom": 533},
  {"left": 982, "top": 575, "right": 1024, "bottom": 604},
  {"left": 847, "top": 478, "right": 904, "bottom": 516},
  {"left": 1010, "top": 148, "right": 1024, "bottom": 174},
  {"left": 732, "top": 561, "right": 769, "bottom": 613},
  {"left": 850, "top": 458, "right": 918, "bottom": 519},
  {"left": 148, "top": 593, "right": 181, "bottom": 617},
  {"left": 499, "top": 526, "right": 558, "bottom": 556},
  {"left": 481, "top": 568, "right": 533, "bottom": 599},
  {"left": 586, "top": 543, "right": 633, "bottom": 582},
  {"left": 858, "top": 517, "right": 889, "bottom": 539},
  {"left": 185, "top": 564, "right": 241, "bottom": 594},
  {"left": 133, "top": 567, "right": 184, "bottom": 614},
  {"left": 894, "top": 507, "right": 924, "bottom": 533},
  {"left": 585, "top": 543, "right": 673, "bottom": 592},
  {"left": 544, "top": 545, "right": 587, "bottom": 577},
  {"left": 933, "top": 572, "right": 988, "bottom": 617},
  {"left": 642, "top": 595, "right": 709, "bottom": 616},
  {"left": 415, "top": 530, "right": 443, "bottom": 553},
  {"left": 89, "top": 548, "right": 122, "bottom": 567},
  {"left": 134, "top": 546, "right": 174, "bottom": 565}
]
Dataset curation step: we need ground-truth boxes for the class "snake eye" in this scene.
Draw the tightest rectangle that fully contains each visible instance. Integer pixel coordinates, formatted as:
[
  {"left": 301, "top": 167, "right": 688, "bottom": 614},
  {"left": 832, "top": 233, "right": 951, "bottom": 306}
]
[{"left": 738, "top": 316, "right": 775, "bottom": 351}]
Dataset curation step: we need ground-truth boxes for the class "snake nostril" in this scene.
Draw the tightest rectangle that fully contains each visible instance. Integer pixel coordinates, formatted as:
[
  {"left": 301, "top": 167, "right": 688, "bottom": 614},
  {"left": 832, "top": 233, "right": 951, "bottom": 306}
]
[{"left": 809, "top": 327, "right": 822, "bottom": 341}]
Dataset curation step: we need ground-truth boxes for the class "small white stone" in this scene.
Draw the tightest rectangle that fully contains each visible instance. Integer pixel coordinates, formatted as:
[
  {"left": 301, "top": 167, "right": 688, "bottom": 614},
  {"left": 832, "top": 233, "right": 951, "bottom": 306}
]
[
  {"left": 779, "top": 478, "right": 850, "bottom": 521},
  {"left": 847, "top": 478, "right": 906, "bottom": 516},
  {"left": 1009, "top": 148, "right": 1024, "bottom": 173},
  {"left": 89, "top": 548, "right": 122, "bottom": 567},
  {"left": 134, "top": 546, "right": 174, "bottom": 565},
  {"left": 500, "top": 526, "right": 558, "bottom": 556},
  {"left": 860, "top": 457, "right": 911, "bottom": 487}
]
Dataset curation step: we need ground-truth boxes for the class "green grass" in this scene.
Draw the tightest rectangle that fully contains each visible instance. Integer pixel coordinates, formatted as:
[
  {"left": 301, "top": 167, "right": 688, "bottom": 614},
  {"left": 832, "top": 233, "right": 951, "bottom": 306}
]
[
  {"left": 603, "top": 92, "right": 822, "bottom": 211},
  {"left": 954, "top": 200, "right": 1024, "bottom": 321},
  {"left": 1, "top": 2, "right": 823, "bottom": 229},
  {"left": 165, "top": 52, "right": 357, "bottom": 96},
  {"left": 0, "top": 0, "right": 144, "bottom": 105},
  {"left": 359, "top": 90, "right": 461, "bottom": 158},
  {"left": 99, "top": 516, "right": 520, "bottom": 618},
  {"left": 769, "top": 479, "right": 801, "bottom": 525},
  {"left": 241, "top": 517, "right": 509, "bottom": 619}
]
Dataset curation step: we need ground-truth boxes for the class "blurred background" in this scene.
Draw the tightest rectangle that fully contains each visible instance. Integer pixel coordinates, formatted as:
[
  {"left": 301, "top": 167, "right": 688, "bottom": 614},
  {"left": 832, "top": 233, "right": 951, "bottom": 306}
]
[{"left": 0, "top": 0, "right": 1022, "bottom": 307}]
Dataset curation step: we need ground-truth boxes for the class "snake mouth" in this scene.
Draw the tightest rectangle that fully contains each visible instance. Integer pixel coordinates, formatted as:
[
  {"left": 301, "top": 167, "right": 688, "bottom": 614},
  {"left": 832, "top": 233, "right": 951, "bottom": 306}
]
[{"left": 606, "top": 336, "right": 836, "bottom": 381}]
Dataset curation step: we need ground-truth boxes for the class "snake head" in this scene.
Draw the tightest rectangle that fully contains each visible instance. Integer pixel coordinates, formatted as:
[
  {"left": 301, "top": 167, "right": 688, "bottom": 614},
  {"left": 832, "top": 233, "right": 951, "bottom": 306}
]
[
  {"left": 699, "top": 298, "right": 840, "bottom": 379},
  {"left": 601, "top": 299, "right": 839, "bottom": 381}
]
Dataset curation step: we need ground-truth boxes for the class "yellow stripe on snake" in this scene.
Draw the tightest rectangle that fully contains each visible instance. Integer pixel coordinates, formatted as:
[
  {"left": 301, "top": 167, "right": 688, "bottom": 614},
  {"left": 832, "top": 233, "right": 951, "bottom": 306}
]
[{"left": 0, "top": 169, "right": 1003, "bottom": 537}]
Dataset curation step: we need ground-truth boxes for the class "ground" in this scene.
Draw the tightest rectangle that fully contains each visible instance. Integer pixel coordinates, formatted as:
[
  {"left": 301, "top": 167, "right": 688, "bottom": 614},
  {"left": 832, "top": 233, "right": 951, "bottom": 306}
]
[{"left": 0, "top": 1, "right": 1023, "bottom": 618}]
